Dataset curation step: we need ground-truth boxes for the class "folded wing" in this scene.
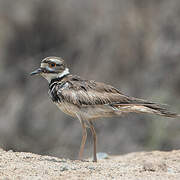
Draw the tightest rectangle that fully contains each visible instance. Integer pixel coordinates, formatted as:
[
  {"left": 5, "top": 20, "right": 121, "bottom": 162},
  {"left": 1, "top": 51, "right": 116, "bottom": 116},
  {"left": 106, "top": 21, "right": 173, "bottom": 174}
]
[{"left": 57, "top": 76, "right": 179, "bottom": 118}]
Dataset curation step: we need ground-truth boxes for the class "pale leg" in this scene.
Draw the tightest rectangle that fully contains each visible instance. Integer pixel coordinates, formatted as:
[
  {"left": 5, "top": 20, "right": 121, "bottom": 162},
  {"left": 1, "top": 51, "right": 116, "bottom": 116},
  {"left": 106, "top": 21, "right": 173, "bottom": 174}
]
[
  {"left": 78, "top": 120, "right": 87, "bottom": 160},
  {"left": 89, "top": 121, "right": 97, "bottom": 162}
]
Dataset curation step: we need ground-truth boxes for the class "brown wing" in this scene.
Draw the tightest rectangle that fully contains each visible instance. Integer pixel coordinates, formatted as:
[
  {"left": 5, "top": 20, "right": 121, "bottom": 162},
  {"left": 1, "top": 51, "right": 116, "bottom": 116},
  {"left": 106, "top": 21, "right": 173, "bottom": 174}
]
[
  {"left": 57, "top": 75, "right": 150, "bottom": 106},
  {"left": 56, "top": 75, "right": 179, "bottom": 117}
]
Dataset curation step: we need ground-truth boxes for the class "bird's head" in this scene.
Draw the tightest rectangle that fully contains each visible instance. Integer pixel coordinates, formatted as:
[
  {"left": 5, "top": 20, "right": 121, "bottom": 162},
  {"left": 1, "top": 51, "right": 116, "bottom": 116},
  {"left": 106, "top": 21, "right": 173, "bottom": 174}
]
[{"left": 30, "top": 56, "right": 70, "bottom": 82}]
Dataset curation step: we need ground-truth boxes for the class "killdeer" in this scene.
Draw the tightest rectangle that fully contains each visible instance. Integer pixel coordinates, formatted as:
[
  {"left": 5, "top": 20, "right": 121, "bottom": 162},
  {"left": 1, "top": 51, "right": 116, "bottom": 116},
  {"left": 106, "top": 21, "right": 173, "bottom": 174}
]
[{"left": 31, "top": 56, "right": 179, "bottom": 162}]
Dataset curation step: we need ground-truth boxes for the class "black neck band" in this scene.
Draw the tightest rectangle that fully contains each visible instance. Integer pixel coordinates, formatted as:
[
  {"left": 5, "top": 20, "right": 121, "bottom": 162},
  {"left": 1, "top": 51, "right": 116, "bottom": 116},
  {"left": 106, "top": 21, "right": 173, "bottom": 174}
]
[{"left": 49, "top": 74, "right": 69, "bottom": 87}]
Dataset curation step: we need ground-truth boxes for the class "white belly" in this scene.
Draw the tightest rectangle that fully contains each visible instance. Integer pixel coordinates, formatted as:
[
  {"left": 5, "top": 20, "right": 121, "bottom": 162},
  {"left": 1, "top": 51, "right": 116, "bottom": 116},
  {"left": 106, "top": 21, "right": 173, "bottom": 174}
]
[
  {"left": 55, "top": 102, "right": 122, "bottom": 120},
  {"left": 55, "top": 102, "right": 79, "bottom": 117}
]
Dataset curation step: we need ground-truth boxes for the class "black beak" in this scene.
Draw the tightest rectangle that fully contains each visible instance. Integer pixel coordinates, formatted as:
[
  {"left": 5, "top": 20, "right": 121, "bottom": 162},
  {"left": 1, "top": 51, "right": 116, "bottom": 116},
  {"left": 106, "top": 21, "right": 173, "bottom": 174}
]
[{"left": 30, "top": 68, "right": 43, "bottom": 76}]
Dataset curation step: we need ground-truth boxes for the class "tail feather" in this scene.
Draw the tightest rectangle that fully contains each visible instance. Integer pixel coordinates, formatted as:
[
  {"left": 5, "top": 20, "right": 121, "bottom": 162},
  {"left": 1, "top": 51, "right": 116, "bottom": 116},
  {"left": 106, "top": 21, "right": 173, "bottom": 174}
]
[
  {"left": 130, "top": 97, "right": 179, "bottom": 118},
  {"left": 113, "top": 97, "right": 179, "bottom": 118},
  {"left": 144, "top": 104, "right": 179, "bottom": 118}
]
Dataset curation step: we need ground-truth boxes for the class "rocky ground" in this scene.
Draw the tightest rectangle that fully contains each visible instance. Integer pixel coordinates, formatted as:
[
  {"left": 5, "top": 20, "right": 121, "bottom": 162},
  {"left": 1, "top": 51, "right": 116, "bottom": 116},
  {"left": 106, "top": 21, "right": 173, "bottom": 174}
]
[{"left": 0, "top": 149, "right": 180, "bottom": 180}]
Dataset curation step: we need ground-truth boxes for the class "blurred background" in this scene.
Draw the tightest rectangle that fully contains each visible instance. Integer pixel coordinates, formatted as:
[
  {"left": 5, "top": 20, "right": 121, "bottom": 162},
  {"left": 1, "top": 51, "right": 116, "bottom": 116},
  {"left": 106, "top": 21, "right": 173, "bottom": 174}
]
[{"left": 0, "top": 0, "right": 180, "bottom": 159}]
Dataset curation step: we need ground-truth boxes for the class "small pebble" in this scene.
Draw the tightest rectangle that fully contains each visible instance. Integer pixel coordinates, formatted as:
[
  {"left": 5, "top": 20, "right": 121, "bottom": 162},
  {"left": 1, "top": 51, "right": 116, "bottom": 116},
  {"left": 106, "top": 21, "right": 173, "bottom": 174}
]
[
  {"left": 60, "top": 165, "right": 69, "bottom": 171},
  {"left": 97, "top": 152, "right": 109, "bottom": 160},
  {"left": 87, "top": 166, "right": 96, "bottom": 170},
  {"left": 143, "top": 163, "right": 156, "bottom": 172},
  {"left": 8, "top": 150, "right": 13, "bottom": 153},
  {"left": 167, "top": 168, "right": 175, "bottom": 173}
]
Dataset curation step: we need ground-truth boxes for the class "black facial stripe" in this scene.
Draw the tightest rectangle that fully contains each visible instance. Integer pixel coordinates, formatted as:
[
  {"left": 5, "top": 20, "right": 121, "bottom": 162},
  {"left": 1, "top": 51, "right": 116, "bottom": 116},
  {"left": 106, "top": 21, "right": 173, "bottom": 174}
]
[
  {"left": 46, "top": 70, "right": 57, "bottom": 73},
  {"left": 46, "top": 71, "right": 57, "bottom": 74},
  {"left": 41, "top": 68, "right": 57, "bottom": 74}
]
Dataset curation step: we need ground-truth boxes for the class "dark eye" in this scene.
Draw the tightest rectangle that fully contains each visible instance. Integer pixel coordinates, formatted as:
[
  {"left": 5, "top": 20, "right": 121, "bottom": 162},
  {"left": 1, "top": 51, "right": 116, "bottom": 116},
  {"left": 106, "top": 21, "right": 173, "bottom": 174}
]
[{"left": 49, "top": 63, "right": 56, "bottom": 68}]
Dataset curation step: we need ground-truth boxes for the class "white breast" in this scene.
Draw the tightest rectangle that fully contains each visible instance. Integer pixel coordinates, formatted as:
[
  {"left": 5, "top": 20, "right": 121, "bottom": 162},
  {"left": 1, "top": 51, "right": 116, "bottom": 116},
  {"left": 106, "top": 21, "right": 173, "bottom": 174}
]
[
  {"left": 55, "top": 102, "right": 79, "bottom": 117},
  {"left": 55, "top": 102, "right": 120, "bottom": 120}
]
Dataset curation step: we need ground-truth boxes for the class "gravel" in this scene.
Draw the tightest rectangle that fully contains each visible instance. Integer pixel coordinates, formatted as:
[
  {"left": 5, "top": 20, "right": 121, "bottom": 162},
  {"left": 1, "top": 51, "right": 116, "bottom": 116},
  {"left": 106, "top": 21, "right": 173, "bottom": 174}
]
[{"left": 0, "top": 149, "right": 180, "bottom": 179}]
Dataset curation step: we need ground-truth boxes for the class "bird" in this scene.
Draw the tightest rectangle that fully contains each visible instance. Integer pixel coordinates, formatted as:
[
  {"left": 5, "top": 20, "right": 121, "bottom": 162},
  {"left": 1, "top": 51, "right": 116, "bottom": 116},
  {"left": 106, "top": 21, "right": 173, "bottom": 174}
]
[{"left": 31, "top": 56, "right": 179, "bottom": 162}]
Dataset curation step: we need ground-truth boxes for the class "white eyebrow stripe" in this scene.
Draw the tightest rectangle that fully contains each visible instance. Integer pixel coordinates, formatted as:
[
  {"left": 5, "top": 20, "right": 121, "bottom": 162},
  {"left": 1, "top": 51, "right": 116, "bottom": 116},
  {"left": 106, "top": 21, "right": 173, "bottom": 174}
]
[
  {"left": 49, "top": 59, "right": 62, "bottom": 64},
  {"left": 41, "top": 63, "right": 47, "bottom": 68}
]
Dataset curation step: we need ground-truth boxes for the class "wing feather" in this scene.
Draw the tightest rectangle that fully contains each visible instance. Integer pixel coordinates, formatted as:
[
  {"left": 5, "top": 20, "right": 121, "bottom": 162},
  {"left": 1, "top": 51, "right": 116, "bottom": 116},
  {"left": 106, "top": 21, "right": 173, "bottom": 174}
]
[
  {"left": 56, "top": 76, "right": 141, "bottom": 106},
  {"left": 54, "top": 75, "right": 179, "bottom": 118}
]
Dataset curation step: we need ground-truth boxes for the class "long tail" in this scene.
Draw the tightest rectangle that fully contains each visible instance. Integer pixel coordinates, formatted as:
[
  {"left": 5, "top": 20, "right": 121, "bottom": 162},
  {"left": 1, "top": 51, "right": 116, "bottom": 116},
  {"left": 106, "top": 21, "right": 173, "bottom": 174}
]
[
  {"left": 113, "top": 98, "right": 179, "bottom": 118},
  {"left": 142, "top": 104, "right": 179, "bottom": 118}
]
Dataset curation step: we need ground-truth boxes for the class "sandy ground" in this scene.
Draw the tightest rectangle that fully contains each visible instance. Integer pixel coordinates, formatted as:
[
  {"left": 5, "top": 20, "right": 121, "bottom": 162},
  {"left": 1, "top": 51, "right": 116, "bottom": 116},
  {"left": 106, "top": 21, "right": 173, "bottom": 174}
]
[{"left": 0, "top": 149, "right": 180, "bottom": 180}]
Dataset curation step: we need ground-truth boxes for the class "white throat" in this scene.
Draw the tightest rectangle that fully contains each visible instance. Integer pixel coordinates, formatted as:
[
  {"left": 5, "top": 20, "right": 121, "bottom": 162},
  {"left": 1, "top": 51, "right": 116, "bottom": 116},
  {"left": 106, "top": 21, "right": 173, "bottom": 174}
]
[
  {"left": 42, "top": 68, "right": 70, "bottom": 83},
  {"left": 58, "top": 68, "right": 69, "bottom": 79}
]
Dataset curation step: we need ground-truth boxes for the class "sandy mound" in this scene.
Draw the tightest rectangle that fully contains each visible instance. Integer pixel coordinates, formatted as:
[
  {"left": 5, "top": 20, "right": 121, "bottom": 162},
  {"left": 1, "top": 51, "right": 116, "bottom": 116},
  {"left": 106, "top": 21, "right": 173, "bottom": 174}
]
[{"left": 0, "top": 149, "right": 180, "bottom": 180}]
